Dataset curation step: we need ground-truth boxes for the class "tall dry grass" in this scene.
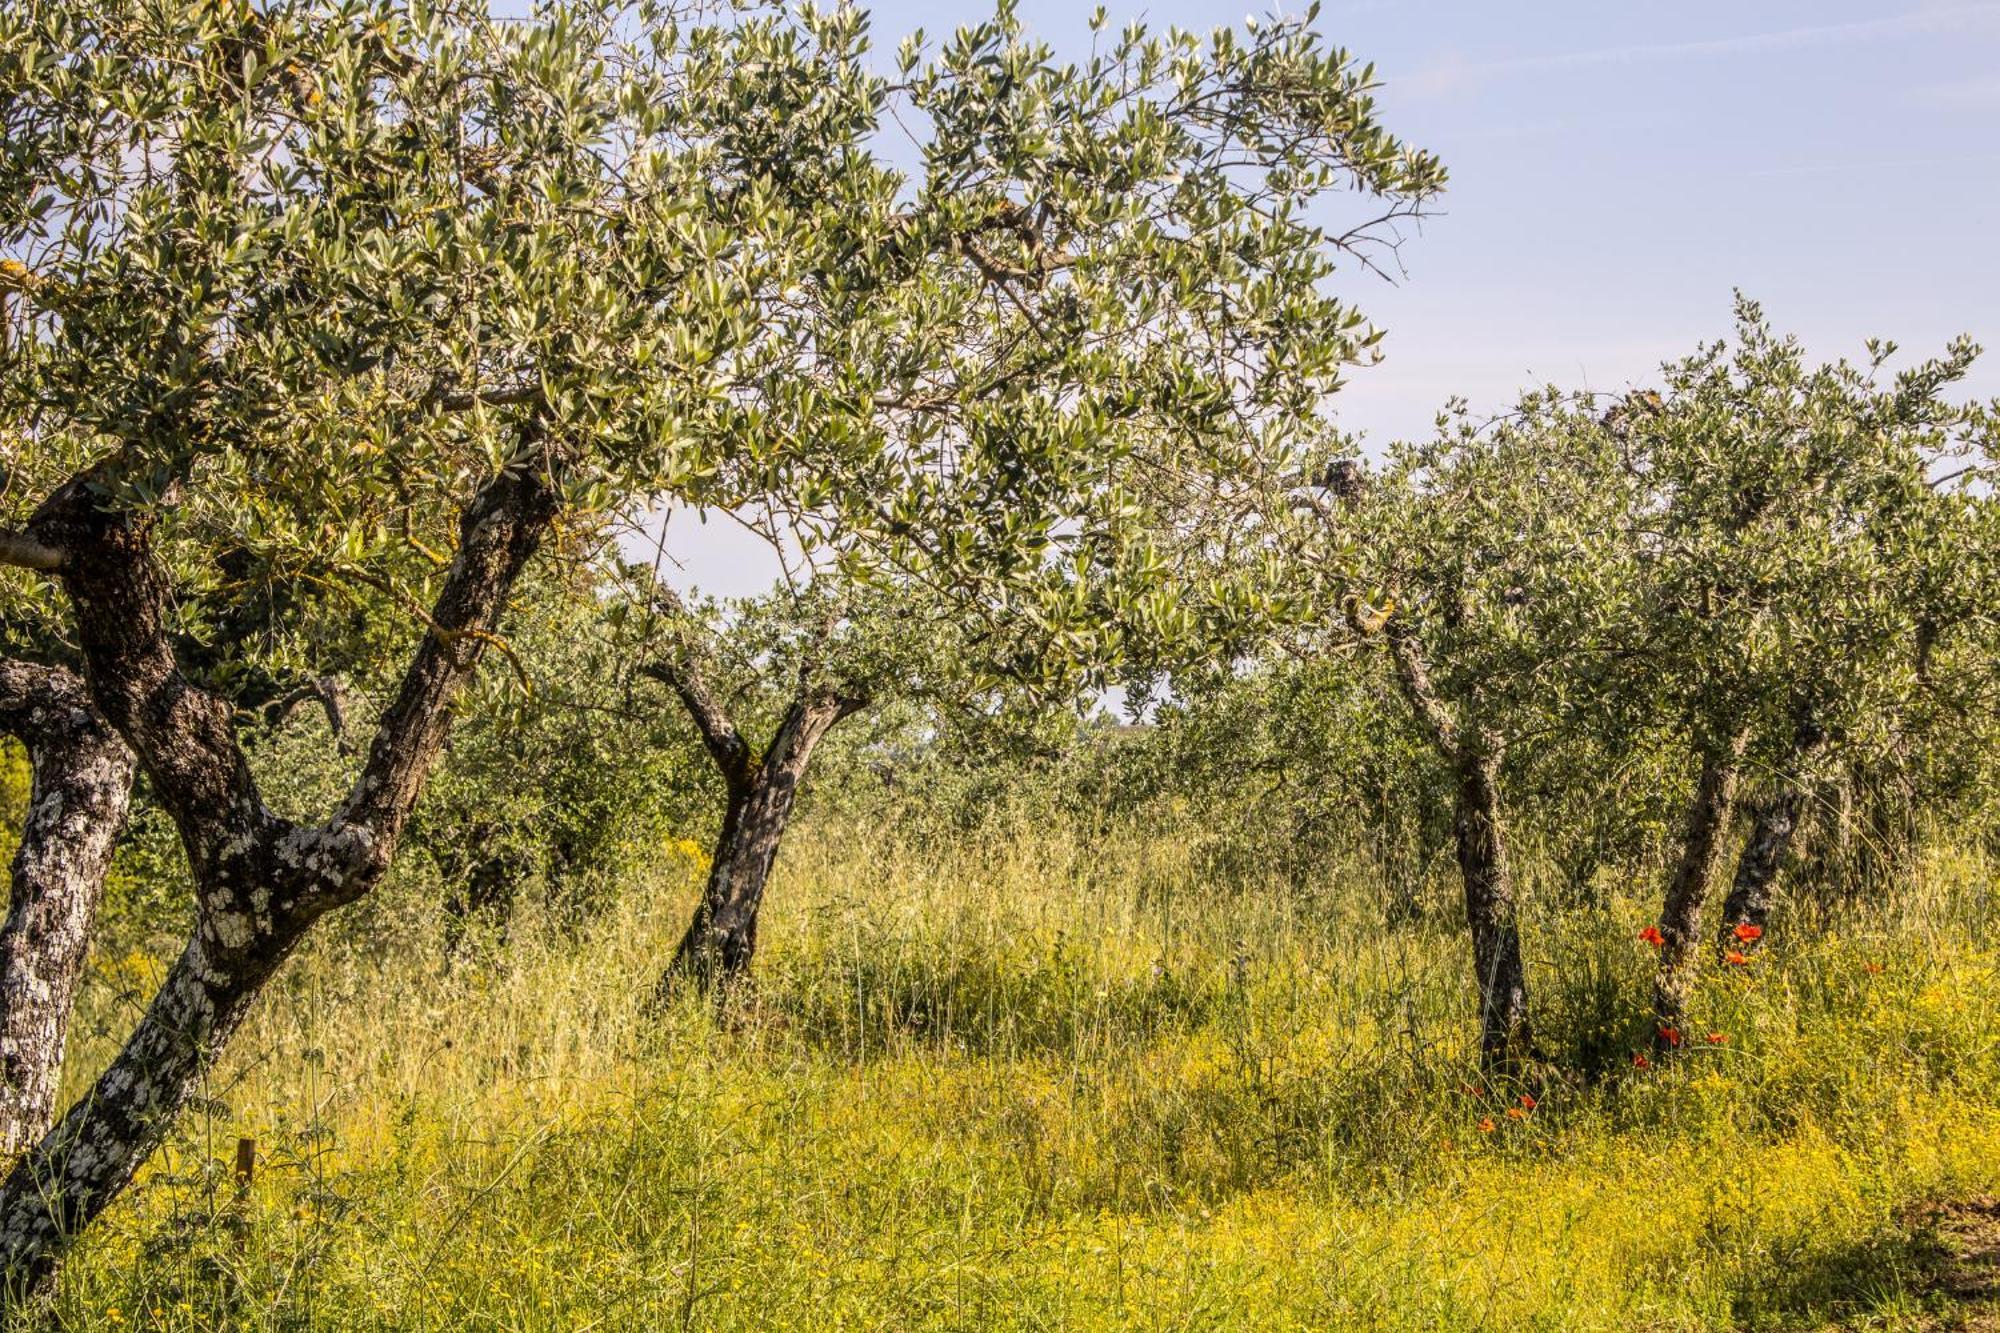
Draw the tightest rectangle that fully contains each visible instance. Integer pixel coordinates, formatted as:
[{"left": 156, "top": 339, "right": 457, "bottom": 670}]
[{"left": 33, "top": 811, "right": 2000, "bottom": 1329}]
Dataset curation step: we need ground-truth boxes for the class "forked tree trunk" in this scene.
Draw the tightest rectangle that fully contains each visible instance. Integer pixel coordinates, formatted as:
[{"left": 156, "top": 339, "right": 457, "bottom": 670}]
[
  {"left": 0, "top": 447, "right": 557, "bottom": 1298},
  {"left": 0, "top": 664, "right": 136, "bottom": 1157},
  {"left": 653, "top": 689, "right": 859, "bottom": 1000},
  {"left": 1719, "top": 718, "right": 1825, "bottom": 947},
  {"left": 1451, "top": 747, "right": 1535, "bottom": 1071},
  {"left": 1652, "top": 732, "right": 1746, "bottom": 1046},
  {"left": 1719, "top": 787, "right": 1805, "bottom": 941}
]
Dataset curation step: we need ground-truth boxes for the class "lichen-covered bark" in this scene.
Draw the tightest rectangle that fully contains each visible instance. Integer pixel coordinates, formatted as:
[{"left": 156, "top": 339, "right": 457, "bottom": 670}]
[
  {"left": 0, "top": 447, "right": 559, "bottom": 1297},
  {"left": 0, "top": 663, "right": 135, "bottom": 1157},
  {"left": 1719, "top": 718, "right": 1826, "bottom": 946},
  {"left": 1652, "top": 732, "right": 1745, "bottom": 1046},
  {"left": 1720, "top": 786, "right": 1807, "bottom": 945},
  {"left": 655, "top": 690, "right": 861, "bottom": 999},
  {"left": 0, "top": 932, "right": 267, "bottom": 1283}
]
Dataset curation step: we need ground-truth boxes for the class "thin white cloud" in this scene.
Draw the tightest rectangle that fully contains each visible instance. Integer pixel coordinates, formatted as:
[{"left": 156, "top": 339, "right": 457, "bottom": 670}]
[{"left": 1400, "top": 5, "right": 2000, "bottom": 99}]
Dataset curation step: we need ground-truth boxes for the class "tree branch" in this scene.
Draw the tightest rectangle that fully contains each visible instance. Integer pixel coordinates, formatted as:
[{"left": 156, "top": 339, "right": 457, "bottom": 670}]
[
  {"left": 265, "top": 675, "right": 351, "bottom": 751},
  {"left": 641, "top": 655, "right": 753, "bottom": 789},
  {"left": 25, "top": 466, "right": 283, "bottom": 895},
  {"left": 23, "top": 422, "right": 563, "bottom": 934},
  {"left": 1369, "top": 608, "right": 1462, "bottom": 760},
  {"left": 635, "top": 583, "right": 754, "bottom": 786},
  {"left": 0, "top": 530, "right": 64, "bottom": 572},
  {"left": 334, "top": 443, "right": 563, "bottom": 882},
  {"left": 762, "top": 687, "right": 869, "bottom": 777},
  {"left": 430, "top": 381, "right": 543, "bottom": 414}
]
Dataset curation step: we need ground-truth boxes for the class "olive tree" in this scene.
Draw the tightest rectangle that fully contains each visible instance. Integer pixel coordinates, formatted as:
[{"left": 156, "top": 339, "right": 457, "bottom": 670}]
[
  {"left": 1619, "top": 308, "right": 1988, "bottom": 1038},
  {"left": 0, "top": 0, "right": 1441, "bottom": 1285},
  {"left": 622, "top": 1, "right": 1443, "bottom": 995},
  {"left": 1315, "top": 397, "right": 1642, "bottom": 1071},
  {"left": 0, "top": 0, "right": 840, "bottom": 1289}
]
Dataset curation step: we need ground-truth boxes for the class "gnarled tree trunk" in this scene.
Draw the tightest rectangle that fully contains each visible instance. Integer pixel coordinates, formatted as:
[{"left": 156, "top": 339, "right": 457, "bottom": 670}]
[
  {"left": 0, "top": 663, "right": 135, "bottom": 1157},
  {"left": 642, "top": 636, "right": 862, "bottom": 1000},
  {"left": 1652, "top": 731, "right": 1746, "bottom": 1046},
  {"left": 662, "top": 699, "right": 840, "bottom": 994},
  {"left": 1451, "top": 745, "right": 1534, "bottom": 1070},
  {"left": 1362, "top": 603, "right": 1536, "bottom": 1073},
  {"left": 0, "top": 447, "right": 558, "bottom": 1298},
  {"left": 1720, "top": 788, "right": 1805, "bottom": 941},
  {"left": 1719, "top": 716, "right": 1825, "bottom": 947}
]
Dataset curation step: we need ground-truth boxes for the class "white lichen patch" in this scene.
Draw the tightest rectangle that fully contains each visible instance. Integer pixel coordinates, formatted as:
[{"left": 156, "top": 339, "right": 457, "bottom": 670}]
[{"left": 208, "top": 912, "right": 255, "bottom": 951}]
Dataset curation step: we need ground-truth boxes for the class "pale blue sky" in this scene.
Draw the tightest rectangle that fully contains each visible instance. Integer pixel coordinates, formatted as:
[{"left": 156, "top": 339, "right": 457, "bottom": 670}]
[{"left": 628, "top": 0, "right": 2000, "bottom": 594}]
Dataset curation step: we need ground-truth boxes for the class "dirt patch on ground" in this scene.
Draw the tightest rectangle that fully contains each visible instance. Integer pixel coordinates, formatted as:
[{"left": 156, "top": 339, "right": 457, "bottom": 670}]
[{"left": 1897, "top": 1197, "right": 2000, "bottom": 1330}]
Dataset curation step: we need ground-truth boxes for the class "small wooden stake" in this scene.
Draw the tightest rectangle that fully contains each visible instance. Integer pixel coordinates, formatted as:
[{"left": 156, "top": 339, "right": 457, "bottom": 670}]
[{"left": 233, "top": 1136, "right": 256, "bottom": 1196}]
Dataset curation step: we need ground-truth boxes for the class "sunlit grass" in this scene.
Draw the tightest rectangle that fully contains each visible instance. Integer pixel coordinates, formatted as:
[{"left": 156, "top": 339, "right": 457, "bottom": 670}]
[{"left": 36, "top": 818, "right": 2000, "bottom": 1330}]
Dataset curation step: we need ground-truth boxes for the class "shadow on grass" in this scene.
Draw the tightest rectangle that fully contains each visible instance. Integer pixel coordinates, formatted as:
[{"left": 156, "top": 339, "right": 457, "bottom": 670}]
[
  {"left": 1730, "top": 1197, "right": 2000, "bottom": 1330},
  {"left": 744, "top": 943, "right": 1230, "bottom": 1061}
]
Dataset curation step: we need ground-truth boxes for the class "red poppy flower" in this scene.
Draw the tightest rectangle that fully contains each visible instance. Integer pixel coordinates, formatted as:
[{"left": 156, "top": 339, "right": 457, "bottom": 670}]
[
  {"left": 1863, "top": 962, "right": 1884, "bottom": 975},
  {"left": 1733, "top": 922, "right": 1763, "bottom": 943},
  {"left": 1505, "top": 1107, "right": 1527, "bottom": 1121},
  {"left": 1631, "top": 1052, "right": 1651, "bottom": 1070},
  {"left": 1724, "top": 950, "right": 1751, "bottom": 967},
  {"left": 1477, "top": 1117, "right": 1496, "bottom": 1133},
  {"left": 1519, "top": 1094, "right": 1537, "bottom": 1110},
  {"left": 1638, "top": 926, "right": 1665, "bottom": 948},
  {"left": 1658, "top": 1026, "right": 1683, "bottom": 1048},
  {"left": 1705, "top": 1032, "right": 1727, "bottom": 1045}
]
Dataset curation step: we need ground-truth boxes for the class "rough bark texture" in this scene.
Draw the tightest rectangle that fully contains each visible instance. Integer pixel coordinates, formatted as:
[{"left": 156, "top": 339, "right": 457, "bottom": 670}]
[
  {"left": 0, "top": 663, "right": 136, "bottom": 1157},
  {"left": 1719, "top": 719, "right": 1826, "bottom": 946},
  {"left": 1450, "top": 745, "right": 1535, "bottom": 1071},
  {"left": 1720, "top": 788, "right": 1805, "bottom": 940},
  {"left": 1651, "top": 732, "right": 1746, "bottom": 1046},
  {"left": 0, "top": 446, "right": 558, "bottom": 1297},
  {"left": 651, "top": 682, "right": 862, "bottom": 999},
  {"left": 1364, "top": 608, "right": 1535, "bottom": 1072}
]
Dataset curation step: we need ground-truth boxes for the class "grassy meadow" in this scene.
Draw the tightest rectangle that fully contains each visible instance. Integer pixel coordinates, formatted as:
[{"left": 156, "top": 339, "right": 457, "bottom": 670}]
[{"left": 31, "top": 814, "right": 2000, "bottom": 1330}]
